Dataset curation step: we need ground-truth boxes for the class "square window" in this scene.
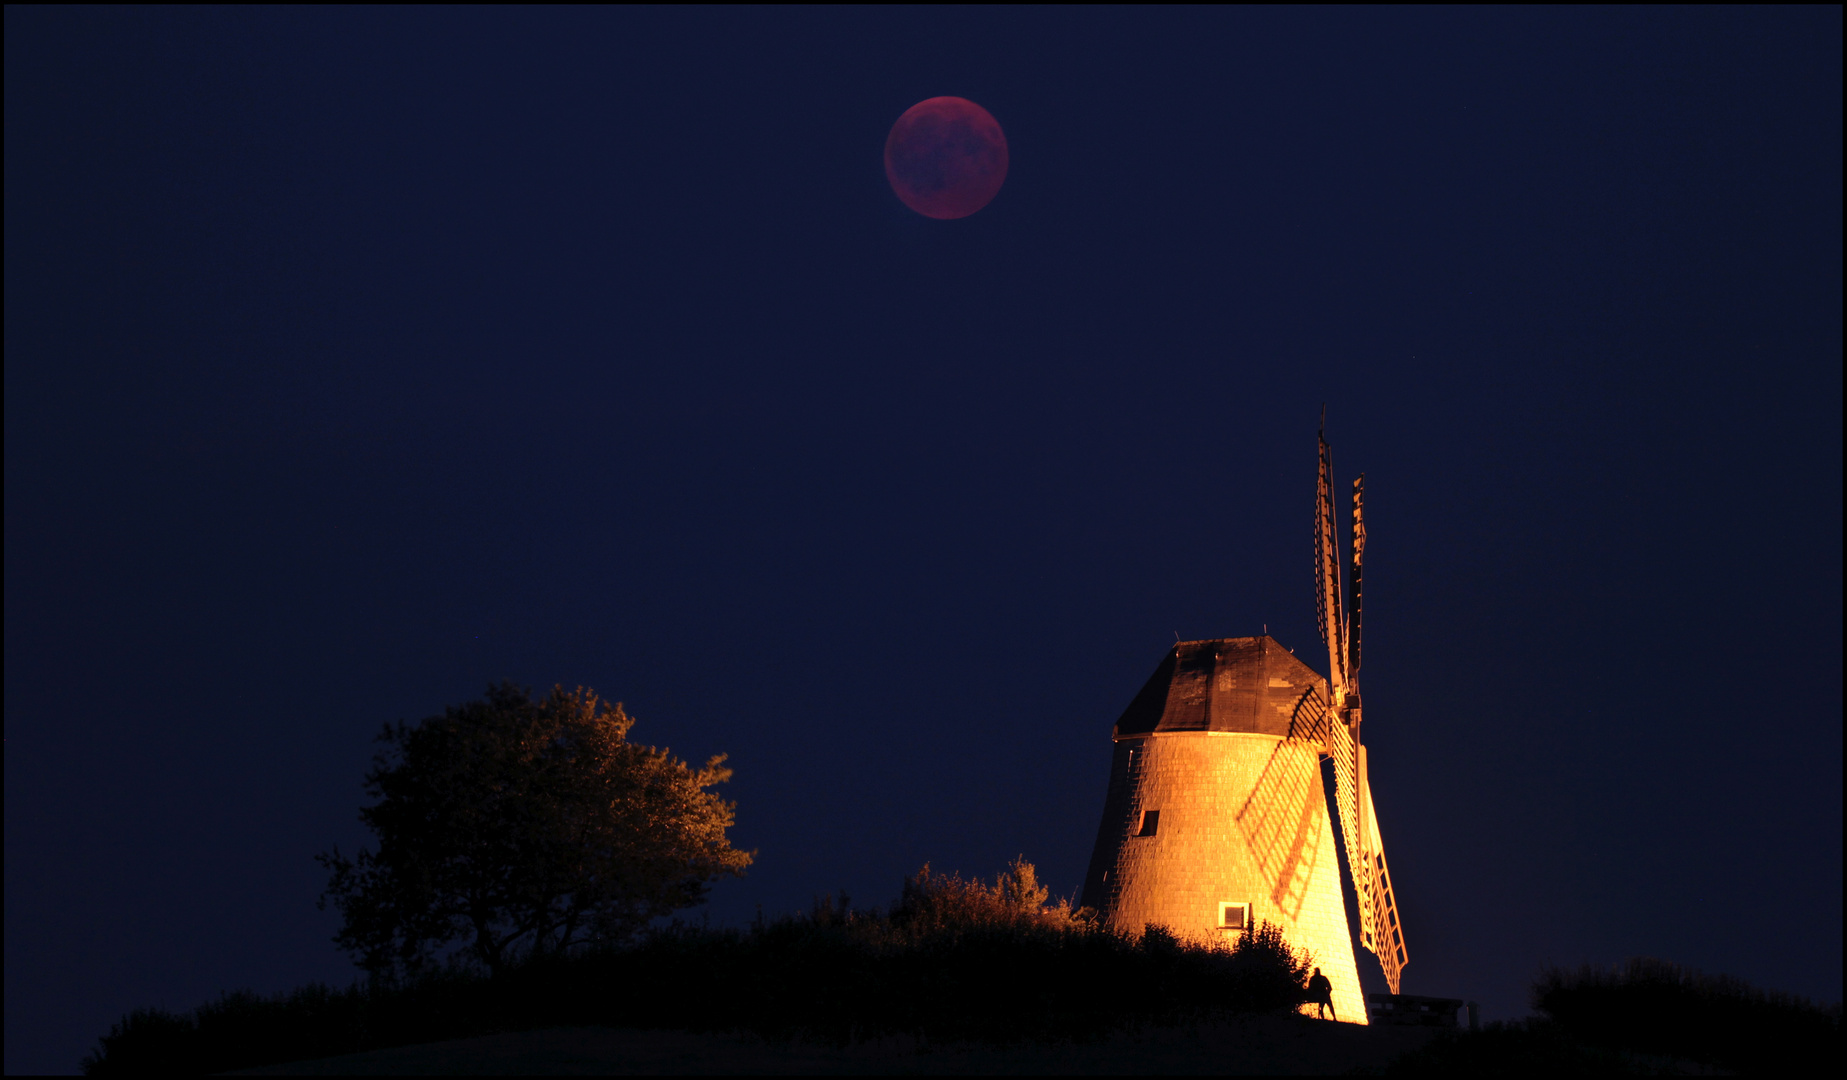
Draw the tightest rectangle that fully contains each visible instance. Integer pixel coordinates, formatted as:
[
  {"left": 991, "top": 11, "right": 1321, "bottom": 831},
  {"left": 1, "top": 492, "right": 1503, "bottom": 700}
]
[
  {"left": 1219, "top": 902, "right": 1250, "bottom": 930},
  {"left": 1135, "top": 810, "right": 1160, "bottom": 837}
]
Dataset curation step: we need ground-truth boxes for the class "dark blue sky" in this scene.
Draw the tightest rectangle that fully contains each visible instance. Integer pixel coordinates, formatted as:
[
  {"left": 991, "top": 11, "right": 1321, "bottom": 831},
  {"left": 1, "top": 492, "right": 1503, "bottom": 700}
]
[{"left": 5, "top": 7, "right": 1840, "bottom": 1073}]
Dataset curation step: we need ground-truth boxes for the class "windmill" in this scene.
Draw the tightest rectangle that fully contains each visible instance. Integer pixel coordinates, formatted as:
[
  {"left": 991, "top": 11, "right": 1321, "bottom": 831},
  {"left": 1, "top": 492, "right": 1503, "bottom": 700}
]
[
  {"left": 1313, "top": 414, "right": 1408, "bottom": 993},
  {"left": 1077, "top": 419, "right": 1408, "bottom": 1021}
]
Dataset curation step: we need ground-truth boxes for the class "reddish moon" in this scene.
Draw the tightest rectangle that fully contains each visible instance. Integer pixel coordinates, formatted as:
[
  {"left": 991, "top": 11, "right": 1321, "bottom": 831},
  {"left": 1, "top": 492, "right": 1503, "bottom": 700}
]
[{"left": 884, "top": 97, "right": 1009, "bottom": 220}]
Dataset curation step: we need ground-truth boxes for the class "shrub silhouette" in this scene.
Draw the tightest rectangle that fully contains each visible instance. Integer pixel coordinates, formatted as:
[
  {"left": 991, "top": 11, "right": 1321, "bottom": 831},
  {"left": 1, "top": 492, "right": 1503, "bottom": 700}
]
[
  {"left": 1533, "top": 957, "right": 1841, "bottom": 1073},
  {"left": 890, "top": 858, "right": 1089, "bottom": 935},
  {"left": 83, "top": 859, "right": 1313, "bottom": 1074},
  {"left": 1386, "top": 958, "right": 1842, "bottom": 1075}
]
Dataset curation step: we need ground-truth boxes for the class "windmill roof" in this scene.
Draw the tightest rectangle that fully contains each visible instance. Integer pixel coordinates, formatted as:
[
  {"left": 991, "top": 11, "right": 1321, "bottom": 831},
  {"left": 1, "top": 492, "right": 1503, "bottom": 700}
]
[{"left": 1112, "top": 636, "right": 1330, "bottom": 739}]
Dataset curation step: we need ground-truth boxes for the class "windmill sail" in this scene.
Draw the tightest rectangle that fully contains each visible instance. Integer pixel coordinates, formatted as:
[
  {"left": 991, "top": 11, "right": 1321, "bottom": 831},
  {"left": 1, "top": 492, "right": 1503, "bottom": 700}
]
[
  {"left": 1314, "top": 424, "right": 1406, "bottom": 995},
  {"left": 1350, "top": 475, "right": 1365, "bottom": 684},
  {"left": 1315, "top": 429, "right": 1347, "bottom": 699},
  {"left": 1325, "top": 707, "right": 1375, "bottom": 951},
  {"left": 1362, "top": 767, "right": 1407, "bottom": 991}
]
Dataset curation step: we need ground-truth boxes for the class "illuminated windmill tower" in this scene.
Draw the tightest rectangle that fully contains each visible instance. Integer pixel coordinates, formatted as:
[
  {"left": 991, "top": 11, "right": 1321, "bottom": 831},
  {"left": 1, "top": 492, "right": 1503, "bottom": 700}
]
[{"left": 1079, "top": 422, "right": 1409, "bottom": 1023}]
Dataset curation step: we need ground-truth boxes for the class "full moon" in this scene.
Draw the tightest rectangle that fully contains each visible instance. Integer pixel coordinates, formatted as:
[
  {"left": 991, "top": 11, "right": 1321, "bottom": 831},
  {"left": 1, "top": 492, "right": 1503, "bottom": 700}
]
[{"left": 884, "top": 97, "right": 1009, "bottom": 220}]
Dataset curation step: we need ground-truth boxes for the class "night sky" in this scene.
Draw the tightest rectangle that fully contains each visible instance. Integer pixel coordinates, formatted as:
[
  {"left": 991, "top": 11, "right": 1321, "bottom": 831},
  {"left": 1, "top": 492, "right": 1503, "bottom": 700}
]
[{"left": 5, "top": 8, "right": 1841, "bottom": 1073}]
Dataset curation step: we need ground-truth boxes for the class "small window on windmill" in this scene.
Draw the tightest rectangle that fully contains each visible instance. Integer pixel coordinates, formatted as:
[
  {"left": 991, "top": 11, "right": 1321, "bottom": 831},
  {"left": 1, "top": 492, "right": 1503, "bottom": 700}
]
[
  {"left": 1135, "top": 810, "right": 1160, "bottom": 837},
  {"left": 1219, "top": 902, "right": 1250, "bottom": 930}
]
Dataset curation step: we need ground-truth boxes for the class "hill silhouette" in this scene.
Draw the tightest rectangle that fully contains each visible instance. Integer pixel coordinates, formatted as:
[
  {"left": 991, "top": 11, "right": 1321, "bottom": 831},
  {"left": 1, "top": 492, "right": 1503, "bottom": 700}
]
[
  {"left": 83, "top": 862, "right": 1317, "bottom": 1074},
  {"left": 84, "top": 863, "right": 1839, "bottom": 1075}
]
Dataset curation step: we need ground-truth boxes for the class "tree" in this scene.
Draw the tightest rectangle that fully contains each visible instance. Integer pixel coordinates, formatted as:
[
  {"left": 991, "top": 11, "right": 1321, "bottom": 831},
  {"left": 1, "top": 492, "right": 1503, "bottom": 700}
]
[{"left": 317, "top": 682, "right": 752, "bottom": 978}]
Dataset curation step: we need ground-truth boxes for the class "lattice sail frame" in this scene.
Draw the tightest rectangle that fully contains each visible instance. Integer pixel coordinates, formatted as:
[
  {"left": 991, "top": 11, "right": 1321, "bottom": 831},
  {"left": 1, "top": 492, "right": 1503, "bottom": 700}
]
[
  {"left": 1311, "top": 426, "right": 1407, "bottom": 994},
  {"left": 1315, "top": 435, "right": 1348, "bottom": 696}
]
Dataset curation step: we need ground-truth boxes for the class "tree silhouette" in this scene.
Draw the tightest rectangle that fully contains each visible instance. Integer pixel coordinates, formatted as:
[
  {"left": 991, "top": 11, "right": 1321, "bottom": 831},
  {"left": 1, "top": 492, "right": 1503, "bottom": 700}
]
[{"left": 317, "top": 682, "right": 752, "bottom": 978}]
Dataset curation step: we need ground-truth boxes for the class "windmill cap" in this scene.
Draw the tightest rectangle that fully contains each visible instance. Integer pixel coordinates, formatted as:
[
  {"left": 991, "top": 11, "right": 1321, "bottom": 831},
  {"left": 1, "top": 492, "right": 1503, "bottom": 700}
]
[{"left": 1112, "top": 636, "right": 1331, "bottom": 740}]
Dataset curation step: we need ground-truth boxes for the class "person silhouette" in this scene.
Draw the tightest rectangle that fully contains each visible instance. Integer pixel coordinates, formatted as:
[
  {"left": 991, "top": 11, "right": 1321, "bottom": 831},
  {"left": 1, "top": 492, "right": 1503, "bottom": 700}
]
[{"left": 1307, "top": 967, "right": 1335, "bottom": 1020}]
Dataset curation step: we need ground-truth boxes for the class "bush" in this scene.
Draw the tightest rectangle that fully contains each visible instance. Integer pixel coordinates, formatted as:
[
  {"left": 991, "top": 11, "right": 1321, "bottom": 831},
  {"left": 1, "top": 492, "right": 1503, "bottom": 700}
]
[
  {"left": 1385, "top": 959, "right": 1842, "bottom": 1076},
  {"left": 890, "top": 858, "right": 1088, "bottom": 935},
  {"left": 83, "top": 860, "right": 1312, "bottom": 1073},
  {"left": 1533, "top": 958, "right": 1841, "bottom": 1073}
]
